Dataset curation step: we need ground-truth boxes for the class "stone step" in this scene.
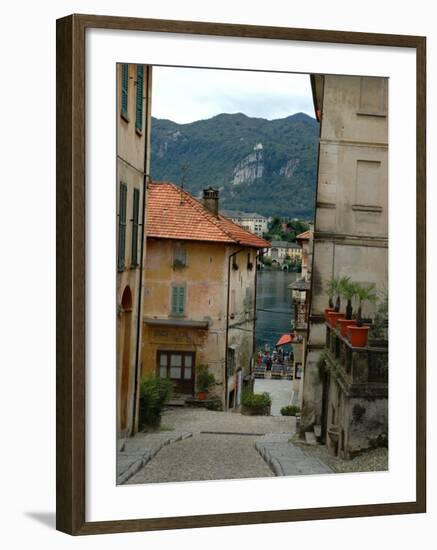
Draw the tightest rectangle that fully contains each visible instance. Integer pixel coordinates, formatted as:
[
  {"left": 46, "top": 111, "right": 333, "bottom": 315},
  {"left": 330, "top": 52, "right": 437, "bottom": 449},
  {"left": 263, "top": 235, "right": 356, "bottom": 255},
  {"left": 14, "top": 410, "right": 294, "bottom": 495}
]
[{"left": 305, "top": 431, "right": 317, "bottom": 445}]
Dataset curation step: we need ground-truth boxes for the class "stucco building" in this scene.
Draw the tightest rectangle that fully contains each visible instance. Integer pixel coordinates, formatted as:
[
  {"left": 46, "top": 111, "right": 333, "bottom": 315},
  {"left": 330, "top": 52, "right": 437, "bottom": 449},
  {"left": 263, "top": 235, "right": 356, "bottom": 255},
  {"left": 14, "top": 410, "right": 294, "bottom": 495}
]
[
  {"left": 220, "top": 210, "right": 269, "bottom": 237},
  {"left": 141, "top": 183, "right": 270, "bottom": 409},
  {"left": 288, "top": 227, "right": 313, "bottom": 403},
  {"left": 116, "top": 63, "right": 152, "bottom": 437},
  {"left": 264, "top": 240, "right": 302, "bottom": 265},
  {"left": 301, "top": 75, "right": 389, "bottom": 457}
]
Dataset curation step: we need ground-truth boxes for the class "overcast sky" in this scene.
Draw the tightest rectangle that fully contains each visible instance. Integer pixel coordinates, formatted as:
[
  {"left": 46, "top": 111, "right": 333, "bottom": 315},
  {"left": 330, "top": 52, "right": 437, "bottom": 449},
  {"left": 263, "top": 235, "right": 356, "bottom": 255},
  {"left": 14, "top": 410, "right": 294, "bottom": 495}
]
[{"left": 151, "top": 66, "right": 315, "bottom": 124}]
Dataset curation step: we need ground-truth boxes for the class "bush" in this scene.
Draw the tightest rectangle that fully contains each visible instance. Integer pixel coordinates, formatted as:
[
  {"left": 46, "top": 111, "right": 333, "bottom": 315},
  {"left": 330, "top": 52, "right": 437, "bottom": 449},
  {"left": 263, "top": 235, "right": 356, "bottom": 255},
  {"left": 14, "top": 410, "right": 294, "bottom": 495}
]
[
  {"left": 196, "top": 364, "right": 216, "bottom": 392},
  {"left": 206, "top": 396, "right": 223, "bottom": 411},
  {"left": 241, "top": 391, "right": 271, "bottom": 409},
  {"left": 280, "top": 405, "right": 301, "bottom": 416},
  {"left": 139, "top": 376, "right": 173, "bottom": 429}
]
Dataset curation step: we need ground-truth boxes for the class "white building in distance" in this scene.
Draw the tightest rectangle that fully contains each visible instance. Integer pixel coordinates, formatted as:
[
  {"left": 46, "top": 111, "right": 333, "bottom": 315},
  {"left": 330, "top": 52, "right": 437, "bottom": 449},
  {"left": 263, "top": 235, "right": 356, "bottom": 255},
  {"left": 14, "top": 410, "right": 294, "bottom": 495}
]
[{"left": 220, "top": 210, "right": 269, "bottom": 237}]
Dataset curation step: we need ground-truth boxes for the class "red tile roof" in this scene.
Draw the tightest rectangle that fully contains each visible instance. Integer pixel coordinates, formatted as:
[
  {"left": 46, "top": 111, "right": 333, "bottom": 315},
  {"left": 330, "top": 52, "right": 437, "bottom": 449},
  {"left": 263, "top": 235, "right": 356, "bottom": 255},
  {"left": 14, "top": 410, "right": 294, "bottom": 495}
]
[
  {"left": 296, "top": 230, "right": 311, "bottom": 241},
  {"left": 146, "top": 182, "right": 271, "bottom": 249}
]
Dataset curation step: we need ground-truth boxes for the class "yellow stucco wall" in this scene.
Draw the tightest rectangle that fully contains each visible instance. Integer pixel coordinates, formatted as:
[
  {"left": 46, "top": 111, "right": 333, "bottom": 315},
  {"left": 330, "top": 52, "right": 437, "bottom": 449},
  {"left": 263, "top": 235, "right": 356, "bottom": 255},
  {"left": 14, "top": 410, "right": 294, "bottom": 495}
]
[
  {"left": 141, "top": 238, "right": 260, "bottom": 407},
  {"left": 116, "top": 63, "right": 152, "bottom": 437}
]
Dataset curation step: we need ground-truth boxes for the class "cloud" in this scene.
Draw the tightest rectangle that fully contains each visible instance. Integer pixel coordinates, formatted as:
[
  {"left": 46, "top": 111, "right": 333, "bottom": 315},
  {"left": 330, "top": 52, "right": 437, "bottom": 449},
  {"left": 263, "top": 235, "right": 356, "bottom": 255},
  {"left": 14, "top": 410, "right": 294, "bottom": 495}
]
[{"left": 152, "top": 66, "right": 314, "bottom": 123}]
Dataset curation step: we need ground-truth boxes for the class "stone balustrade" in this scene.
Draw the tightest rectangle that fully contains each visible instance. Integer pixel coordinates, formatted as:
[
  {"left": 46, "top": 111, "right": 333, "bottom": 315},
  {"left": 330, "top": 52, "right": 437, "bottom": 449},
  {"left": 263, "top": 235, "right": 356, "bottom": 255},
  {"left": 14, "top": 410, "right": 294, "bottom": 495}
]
[{"left": 324, "top": 323, "right": 388, "bottom": 395}]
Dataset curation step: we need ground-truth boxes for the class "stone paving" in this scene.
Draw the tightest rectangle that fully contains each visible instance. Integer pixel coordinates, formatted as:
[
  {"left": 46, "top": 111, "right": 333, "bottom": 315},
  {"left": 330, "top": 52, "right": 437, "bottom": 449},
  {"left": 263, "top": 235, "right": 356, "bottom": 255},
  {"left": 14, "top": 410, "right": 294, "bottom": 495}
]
[
  {"left": 125, "top": 408, "right": 295, "bottom": 484},
  {"left": 255, "top": 433, "right": 332, "bottom": 476},
  {"left": 119, "top": 380, "right": 334, "bottom": 485},
  {"left": 160, "top": 406, "right": 296, "bottom": 434},
  {"left": 127, "top": 431, "right": 274, "bottom": 484},
  {"left": 253, "top": 378, "right": 294, "bottom": 415},
  {"left": 117, "top": 431, "right": 192, "bottom": 484}
]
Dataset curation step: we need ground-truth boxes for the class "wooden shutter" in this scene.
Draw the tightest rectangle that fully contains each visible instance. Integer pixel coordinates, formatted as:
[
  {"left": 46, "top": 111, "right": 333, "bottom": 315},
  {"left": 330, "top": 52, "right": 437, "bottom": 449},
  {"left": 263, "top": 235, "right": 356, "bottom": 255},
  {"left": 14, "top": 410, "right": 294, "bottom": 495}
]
[
  {"left": 135, "top": 65, "right": 144, "bottom": 131},
  {"left": 131, "top": 188, "right": 140, "bottom": 266},
  {"left": 118, "top": 183, "right": 127, "bottom": 270},
  {"left": 121, "top": 64, "right": 128, "bottom": 117},
  {"left": 171, "top": 286, "right": 185, "bottom": 316}
]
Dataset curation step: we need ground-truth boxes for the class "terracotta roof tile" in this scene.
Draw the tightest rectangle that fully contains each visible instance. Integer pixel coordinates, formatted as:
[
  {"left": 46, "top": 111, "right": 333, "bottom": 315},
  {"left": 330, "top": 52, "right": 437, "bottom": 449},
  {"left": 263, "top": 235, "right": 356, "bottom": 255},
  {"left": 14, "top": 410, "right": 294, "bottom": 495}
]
[
  {"left": 296, "top": 230, "right": 310, "bottom": 241},
  {"left": 146, "top": 182, "right": 271, "bottom": 249}
]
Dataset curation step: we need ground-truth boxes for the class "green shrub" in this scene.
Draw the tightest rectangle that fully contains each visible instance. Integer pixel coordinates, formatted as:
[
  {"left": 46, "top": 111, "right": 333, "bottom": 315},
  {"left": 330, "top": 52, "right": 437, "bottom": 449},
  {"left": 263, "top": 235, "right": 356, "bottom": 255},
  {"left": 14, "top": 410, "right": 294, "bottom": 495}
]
[
  {"left": 196, "top": 364, "right": 216, "bottom": 392},
  {"left": 241, "top": 391, "right": 271, "bottom": 409},
  {"left": 280, "top": 405, "right": 301, "bottom": 416},
  {"left": 206, "top": 396, "right": 223, "bottom": 411},
  {"left": 139, "top": 376, "right": 173, "bottom": 429}
]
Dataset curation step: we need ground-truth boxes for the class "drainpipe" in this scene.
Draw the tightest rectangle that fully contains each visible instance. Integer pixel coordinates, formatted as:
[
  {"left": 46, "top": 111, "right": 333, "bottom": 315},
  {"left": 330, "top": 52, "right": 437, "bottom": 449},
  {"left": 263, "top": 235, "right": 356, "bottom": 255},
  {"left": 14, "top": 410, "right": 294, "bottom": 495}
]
[
  {"left": 132, "top": 172, "right": 151, "bottom": 434},
  {"left": 225, "top": 246, "right": 244, "bottom": 410}
]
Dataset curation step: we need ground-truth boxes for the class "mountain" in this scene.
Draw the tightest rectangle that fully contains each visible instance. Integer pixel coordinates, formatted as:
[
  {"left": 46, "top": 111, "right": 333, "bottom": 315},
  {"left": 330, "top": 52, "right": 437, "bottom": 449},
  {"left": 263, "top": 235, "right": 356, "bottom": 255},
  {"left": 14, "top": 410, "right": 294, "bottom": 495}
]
[{"left": 150, "top": 112, "right": 319, "bottom": 219}]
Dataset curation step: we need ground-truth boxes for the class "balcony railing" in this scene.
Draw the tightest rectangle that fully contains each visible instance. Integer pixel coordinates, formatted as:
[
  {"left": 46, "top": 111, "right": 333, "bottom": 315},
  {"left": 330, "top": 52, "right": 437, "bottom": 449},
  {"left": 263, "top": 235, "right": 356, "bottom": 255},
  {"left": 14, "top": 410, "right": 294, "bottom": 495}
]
[{"left": 324, "top": 323, "right": 388, "bottom": 390}]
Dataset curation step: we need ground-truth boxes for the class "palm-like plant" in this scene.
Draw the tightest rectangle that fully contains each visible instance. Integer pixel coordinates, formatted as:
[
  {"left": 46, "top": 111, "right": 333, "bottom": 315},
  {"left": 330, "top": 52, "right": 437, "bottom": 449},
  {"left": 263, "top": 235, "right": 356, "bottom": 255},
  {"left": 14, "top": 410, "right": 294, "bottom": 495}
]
[
  {"left": 326, "top": 277, "right": 342, "bottom": 311},
  {"left": 354, "top": 283, "right": 378, "bottom": 326},
  {"left": 339, "top": 277, "right": 357, "bottom": 320}
]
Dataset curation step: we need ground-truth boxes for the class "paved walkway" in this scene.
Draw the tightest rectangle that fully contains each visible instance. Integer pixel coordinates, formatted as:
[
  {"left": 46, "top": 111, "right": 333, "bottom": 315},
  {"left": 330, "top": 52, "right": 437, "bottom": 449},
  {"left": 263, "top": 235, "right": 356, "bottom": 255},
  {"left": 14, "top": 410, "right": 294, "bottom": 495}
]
[
  {"left": 255, "top": 433, "right": 332, "bottom": 476},
  {"left": 117, "top": 431, "right": 192, "bottom": 484},
  {"left": 127, "top": 432, "right": 274, "bottom": 483},
  {"left": 122, "top": 408, "right": 332, "bottom": 484},
  {"left": 126, "top": 408, "right": 298, "bottom": 484},
  {"left": 254, "top": 378, "right": 293, "bottom": 415}
]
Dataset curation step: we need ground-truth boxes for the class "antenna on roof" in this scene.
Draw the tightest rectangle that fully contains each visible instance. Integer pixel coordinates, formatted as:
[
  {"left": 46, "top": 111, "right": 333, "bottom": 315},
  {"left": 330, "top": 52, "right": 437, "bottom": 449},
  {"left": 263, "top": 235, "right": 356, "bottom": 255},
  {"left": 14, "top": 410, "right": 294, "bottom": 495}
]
[{"left": 179, "top": 162, "right": 189, "bottom": 205}]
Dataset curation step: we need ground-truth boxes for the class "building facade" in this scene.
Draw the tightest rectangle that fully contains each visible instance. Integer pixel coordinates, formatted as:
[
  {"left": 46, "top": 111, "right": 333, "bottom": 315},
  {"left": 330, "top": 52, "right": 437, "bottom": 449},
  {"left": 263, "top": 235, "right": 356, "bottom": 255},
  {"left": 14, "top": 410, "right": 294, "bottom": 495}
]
[
  {"left": 220, "top": 210, "right": 269, "bottom": 237},
  {"left": 265, "top": 240, "right": 302, "bottom": 265},
  {"left": 141, "top": 183, "right": 270, "bottom": 409},
  {"left": 116, "top": 63, "right": 152, "bottom": 437},
  {"left": 301, "top": 75, "right": 388, "bottom": 457},
  {"left": 288, "top": 227, "right": 313, "bottom": 403}
]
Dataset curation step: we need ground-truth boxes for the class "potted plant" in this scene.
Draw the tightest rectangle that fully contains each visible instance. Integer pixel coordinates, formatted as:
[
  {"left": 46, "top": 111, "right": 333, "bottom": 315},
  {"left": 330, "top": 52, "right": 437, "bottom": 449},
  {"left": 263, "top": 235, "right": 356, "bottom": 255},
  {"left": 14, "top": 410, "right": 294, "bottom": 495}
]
[
  {"left": 324, "top": 277, "right": 338, "bottom": 321},
  {"left": 196, "top": 364, "right": 215, "bottom": 401},
  {"left": 138, "top": 376, "right": 173, "bottom": 430},
  {"left": 325, "top": 276, "right": 345, "bottom": 327},
  {"left": 337, "top": 278, "right": 358, "bottom": 337},
  {"left": 241, "top": 391, "right": 272, "bottom": 416},
  {"left": 347, "top": 283, "right": 377, "bottom": 347}
]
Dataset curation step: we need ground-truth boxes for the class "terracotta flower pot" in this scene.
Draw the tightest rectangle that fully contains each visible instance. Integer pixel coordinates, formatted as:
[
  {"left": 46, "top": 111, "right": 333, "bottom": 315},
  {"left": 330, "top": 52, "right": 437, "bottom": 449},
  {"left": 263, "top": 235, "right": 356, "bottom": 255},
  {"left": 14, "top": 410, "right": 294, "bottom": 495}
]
[
  {"left": 337, "top": 318, "right": 356, "bottom": 337},
  {"left": 327, "top": 311, "right": 345, "bottom": 328},
  {"left": 347, "top": 325, "right": 369, "bottom": 347},
  {"left": 324, "top": 308, "right": 335, "bottom": 322},
  {"left": 198, "top": 391, "right": 206, "bottom": 401}
]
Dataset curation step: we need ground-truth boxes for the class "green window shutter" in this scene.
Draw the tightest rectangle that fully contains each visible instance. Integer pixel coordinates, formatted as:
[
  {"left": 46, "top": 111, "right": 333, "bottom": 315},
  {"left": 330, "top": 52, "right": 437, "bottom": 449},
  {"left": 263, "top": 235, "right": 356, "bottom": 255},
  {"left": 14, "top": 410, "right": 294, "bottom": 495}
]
[
  {"left": 118, "top": 183, "right": 127, "bottom": 270},
  {"left": 121, "top": 64, "right": 128, "bottom": 117},
  {"left": 131, "top": 188, "right": 140, "bottom": 266},
  {"left": 135, "top": 65, "right": 144, "bottom": 131},
  {"left": 171, "top": 286, "right": 185, "bottom": 316}
]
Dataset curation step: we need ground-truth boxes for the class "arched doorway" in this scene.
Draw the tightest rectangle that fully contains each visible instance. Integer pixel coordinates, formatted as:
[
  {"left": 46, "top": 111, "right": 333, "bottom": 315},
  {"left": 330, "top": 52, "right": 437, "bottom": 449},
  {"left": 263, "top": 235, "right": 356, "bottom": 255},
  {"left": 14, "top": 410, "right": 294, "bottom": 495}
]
[{"left": 119, "top": 286, "right": 133, "bottom": 433}]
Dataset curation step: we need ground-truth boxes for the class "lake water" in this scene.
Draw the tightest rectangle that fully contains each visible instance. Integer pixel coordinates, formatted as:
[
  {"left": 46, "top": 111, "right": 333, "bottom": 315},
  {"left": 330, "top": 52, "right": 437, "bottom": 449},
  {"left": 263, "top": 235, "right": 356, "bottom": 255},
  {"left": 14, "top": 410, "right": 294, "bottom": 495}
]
[{"left": 256, "top": 269, "right": 298, "bottom": 350}]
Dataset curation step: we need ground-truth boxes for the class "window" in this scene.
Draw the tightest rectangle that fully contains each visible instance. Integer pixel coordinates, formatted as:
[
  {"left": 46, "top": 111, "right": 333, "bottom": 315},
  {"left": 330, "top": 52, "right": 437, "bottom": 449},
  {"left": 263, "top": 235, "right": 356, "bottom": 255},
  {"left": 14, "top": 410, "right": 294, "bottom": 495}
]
[
  {"left": 117, "top": 183, "right": 127, "bottom": 271},
  {"left": 121, "top": 64, "right": 128, "bottom": 118},
  {"left": 173, "top": 243, "right": 187, "bottom": 267},
  {"left": 171, "top": 285, "right": 186, "bottom": 316},
  {"left": 227, "top": 347, "right": 236, "bottom": 377},
  {"left": 158, "top": 351, "right": 194, "bottom": 387},
  {"left": 131, "top": 188, "right": 140, "bottom": 266},
  {"left": 135, "top": 65, "right": 144, "bottom": 132}
]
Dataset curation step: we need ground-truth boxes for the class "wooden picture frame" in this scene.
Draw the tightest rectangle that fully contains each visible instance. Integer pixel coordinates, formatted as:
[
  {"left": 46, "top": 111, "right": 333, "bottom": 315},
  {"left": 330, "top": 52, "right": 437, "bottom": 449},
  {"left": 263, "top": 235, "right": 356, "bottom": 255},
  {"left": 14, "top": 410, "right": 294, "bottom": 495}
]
[{"left": 56, "top": 13, "right": 426, "bottom": 535}]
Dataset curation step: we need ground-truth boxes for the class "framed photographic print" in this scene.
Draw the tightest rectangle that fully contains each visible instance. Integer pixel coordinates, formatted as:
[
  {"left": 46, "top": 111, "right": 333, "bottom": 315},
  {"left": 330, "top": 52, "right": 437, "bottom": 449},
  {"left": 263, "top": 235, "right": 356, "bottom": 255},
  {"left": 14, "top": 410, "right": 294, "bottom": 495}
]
[{"left": 56, "top": 14, "right": 426, "bottom": 535}]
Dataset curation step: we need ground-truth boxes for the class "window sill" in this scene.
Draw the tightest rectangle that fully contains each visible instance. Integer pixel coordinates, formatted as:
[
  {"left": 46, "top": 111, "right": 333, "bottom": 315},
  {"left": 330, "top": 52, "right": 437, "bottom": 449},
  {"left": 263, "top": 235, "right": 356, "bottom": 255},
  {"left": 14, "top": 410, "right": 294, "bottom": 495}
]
[
  {"left": 356, "top": 110, "right": 387, "bottom": 118},
  {"left": 120, "top": 111, "right": 129, "bottom": 123},
  {"left": 135, "top": 127, "right": 143, "bottom": 137}
]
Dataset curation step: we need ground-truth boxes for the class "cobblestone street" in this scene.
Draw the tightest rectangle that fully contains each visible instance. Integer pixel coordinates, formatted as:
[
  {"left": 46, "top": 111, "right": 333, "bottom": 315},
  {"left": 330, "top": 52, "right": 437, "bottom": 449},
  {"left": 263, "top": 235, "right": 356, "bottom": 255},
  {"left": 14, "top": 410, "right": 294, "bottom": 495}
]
[{"left": 126, "top": 406, "right": 297, "bottom": 484}]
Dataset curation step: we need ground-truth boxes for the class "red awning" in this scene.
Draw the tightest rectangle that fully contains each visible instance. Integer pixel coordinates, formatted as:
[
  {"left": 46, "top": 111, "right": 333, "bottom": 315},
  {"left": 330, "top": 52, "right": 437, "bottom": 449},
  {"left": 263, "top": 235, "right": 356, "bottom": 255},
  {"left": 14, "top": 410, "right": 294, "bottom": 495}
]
[{"left": 276, "top": 333, "right": 294, "bottom": 346}]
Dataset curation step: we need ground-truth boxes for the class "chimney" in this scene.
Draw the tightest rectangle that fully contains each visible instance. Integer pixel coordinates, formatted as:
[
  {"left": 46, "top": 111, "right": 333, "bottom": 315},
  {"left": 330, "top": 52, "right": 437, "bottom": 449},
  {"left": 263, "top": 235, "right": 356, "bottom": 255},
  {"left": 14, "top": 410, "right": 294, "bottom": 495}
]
[{"left": 202, "top": 187, "right": 219, "bottom": 216}]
